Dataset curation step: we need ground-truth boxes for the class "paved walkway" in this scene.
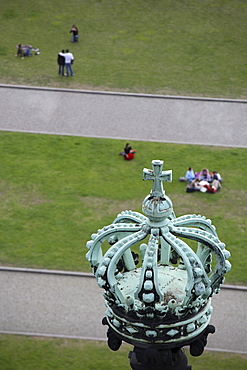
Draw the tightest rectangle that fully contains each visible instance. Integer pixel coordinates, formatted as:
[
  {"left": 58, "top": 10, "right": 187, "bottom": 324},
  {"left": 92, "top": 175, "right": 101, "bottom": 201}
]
[
  {"left": 0, "top": 84, "right": 247, "bottom": 147},
  {"left": 0, "top": 267, "right": 246, "bottom": 354}
]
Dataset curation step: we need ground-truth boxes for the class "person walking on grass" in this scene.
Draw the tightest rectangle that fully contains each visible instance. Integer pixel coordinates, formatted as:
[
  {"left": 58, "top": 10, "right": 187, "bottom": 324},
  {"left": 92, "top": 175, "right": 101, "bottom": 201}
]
[{"left": 64, "top": 49, "right": 74, "bottom": 77}]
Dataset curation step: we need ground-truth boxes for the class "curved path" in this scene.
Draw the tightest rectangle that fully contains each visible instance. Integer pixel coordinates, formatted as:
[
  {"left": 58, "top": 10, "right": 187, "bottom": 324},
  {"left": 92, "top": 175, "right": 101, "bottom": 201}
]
[
  {"left": 0, "top": 84, "right": 246, "bottom": 148},
  {"left": 0, "top": 267, "right": 246, "bottom": 354}
]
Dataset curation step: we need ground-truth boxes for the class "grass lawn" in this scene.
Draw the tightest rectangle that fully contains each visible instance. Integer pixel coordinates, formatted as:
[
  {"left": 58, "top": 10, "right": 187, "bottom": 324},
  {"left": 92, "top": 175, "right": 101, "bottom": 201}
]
[
  {"left": 0, "top": 335, "right": 247, "bottom": 370},
  {"left": 0, "top": 0, "right": 246, "bottom": 366},
  {"left": 0, "top": 0, "right": 246, "bottom": 99},
  {"left": 1, "top": 131, "right": 246, "bottom": 285}
]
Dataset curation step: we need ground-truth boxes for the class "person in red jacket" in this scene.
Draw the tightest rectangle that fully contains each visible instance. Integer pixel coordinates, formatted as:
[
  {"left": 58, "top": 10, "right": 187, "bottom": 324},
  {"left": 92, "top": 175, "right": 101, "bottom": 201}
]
[{"left": 119, "top": 143, "right": 136, "bottom": 160}]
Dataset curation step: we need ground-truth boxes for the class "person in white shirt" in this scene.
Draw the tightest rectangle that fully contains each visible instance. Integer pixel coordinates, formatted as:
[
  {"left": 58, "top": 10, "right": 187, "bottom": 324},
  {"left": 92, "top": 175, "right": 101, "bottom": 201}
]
[{"left": 63, "top": 49, "right": 74, "bottom": 77}]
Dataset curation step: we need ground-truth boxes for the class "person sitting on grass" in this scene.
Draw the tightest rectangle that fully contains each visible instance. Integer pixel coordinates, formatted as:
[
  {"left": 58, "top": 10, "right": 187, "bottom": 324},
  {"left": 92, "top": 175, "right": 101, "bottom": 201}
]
[
  {"left": 199, "top": 168, "right": 212, "bottom": 182},
  {"left": 119, "top": 143, "right": 136, "bottom": 161},
  {"left": 15, "top": 44, "right": 32, "bottom": 59},
  {"left": 188, "top": 178, "right": 221, "bottom": 193},
  {"left": 211, "top": 171, "right": 222, "bottom": 182},
  {"left": 185, "top": 167, "right": 195, "bottom": 182},
  {"left": 204, "top": 179, "right": 222, "bottom": 193},
  {"left": 192, "top": 179, "right": 209, "bottom": 192}
]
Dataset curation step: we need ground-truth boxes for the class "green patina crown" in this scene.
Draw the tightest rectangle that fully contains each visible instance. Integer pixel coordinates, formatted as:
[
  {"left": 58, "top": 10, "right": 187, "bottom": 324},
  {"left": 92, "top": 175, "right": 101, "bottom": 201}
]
[{"left": 86, "top": 160, "right": 231, "bottom": 347}]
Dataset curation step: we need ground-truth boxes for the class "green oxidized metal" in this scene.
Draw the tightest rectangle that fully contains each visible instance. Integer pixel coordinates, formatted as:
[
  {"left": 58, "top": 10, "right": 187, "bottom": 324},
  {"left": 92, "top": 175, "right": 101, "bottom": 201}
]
[{"left": 86, "top": 160, "right": 231, "bottom": 348}]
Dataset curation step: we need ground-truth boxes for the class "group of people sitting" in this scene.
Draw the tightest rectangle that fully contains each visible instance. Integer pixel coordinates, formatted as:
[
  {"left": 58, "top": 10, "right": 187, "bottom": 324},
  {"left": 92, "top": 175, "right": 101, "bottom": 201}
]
[
  {"left": 119, "top": 143, "right": 136, "bottom": 161},
  {"left": 181, "top": 167, "right": 222, "bottom": 193}
]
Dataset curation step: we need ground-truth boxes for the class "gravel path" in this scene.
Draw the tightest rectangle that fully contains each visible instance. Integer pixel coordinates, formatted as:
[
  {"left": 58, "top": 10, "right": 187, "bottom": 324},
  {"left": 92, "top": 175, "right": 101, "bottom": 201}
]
[
  {"left": 0, "top": 84, "right": 246, "bottom": 148},
  {"left": 0, "top": 268, "right": 246, "bottom": 354}
]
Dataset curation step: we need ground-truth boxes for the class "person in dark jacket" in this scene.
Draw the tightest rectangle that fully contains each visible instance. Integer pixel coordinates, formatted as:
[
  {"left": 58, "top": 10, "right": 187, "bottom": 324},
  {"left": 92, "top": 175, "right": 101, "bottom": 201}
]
[
  {"left": 57, "top": 50, "right": 65, "bottom": 75},
  {"left": 119, "top": 143, "right": 136, "bottom": 160},
  {"left": 70, "top": 25, "right": 79, "bottom": 42}
]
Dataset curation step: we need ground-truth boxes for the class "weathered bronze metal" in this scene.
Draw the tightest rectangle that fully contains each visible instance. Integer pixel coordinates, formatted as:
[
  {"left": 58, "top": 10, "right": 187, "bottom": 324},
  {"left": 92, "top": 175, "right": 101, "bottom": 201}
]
[{"left": 86, "top": 160, "right": 231, "bottom": 369}]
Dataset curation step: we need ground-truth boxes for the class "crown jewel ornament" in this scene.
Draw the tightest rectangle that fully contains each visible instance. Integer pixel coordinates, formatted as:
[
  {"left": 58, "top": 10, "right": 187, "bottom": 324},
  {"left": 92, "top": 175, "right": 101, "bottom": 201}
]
[{"left": 86, "top": 160, "right": 231, "bottom": 369}]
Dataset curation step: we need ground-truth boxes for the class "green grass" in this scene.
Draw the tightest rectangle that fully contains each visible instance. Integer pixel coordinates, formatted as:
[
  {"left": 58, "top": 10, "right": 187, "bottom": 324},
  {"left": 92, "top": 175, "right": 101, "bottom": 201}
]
[
  {"left": 0, "top": 131, "right": 246, "bottom": 285},
  {"left": 0, "top": 0, "right": 246, "bottom": 283},
  {"left": 0, "top": 0, "right": 246, "bottom": 366},
  {"left": 0, "top": 0, "right": 246, "bottom": 98},
  {"left": 0, "top": 335, "right": 246, "bottom": 370}
]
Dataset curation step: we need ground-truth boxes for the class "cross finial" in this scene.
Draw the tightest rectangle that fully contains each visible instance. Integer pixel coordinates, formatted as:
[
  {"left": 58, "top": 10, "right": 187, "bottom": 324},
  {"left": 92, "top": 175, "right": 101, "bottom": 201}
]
[{"left": 143, "top": 160, "right": 172, "bottom": 197}]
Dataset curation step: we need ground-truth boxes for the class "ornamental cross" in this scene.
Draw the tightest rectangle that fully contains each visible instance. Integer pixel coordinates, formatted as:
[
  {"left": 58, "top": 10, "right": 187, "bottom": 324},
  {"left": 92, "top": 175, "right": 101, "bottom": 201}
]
[{"left": 143, "top": 160, "right": 172, "bottom": 197}]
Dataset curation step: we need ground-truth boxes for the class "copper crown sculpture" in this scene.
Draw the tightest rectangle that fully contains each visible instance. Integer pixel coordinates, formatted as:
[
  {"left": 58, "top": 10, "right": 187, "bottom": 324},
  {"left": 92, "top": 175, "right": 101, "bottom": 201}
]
[{"left": 86, "top": 160, "right": 231, "bottom": 369}]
